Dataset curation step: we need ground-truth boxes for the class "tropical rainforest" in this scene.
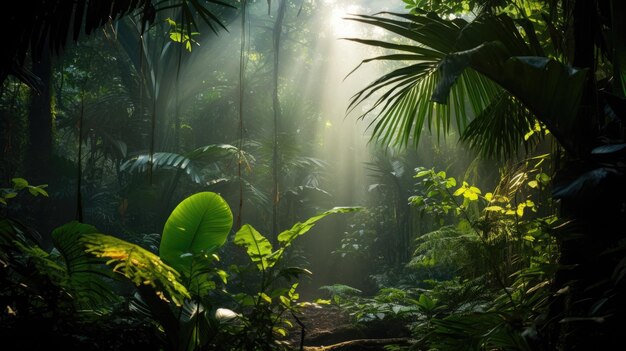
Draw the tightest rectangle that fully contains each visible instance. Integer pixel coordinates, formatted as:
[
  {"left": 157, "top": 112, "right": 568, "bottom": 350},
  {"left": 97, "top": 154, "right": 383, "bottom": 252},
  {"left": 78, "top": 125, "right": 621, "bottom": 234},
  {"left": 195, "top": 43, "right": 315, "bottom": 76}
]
[{"left": 1, "top": 0, "right": 625, "bottom": 350}]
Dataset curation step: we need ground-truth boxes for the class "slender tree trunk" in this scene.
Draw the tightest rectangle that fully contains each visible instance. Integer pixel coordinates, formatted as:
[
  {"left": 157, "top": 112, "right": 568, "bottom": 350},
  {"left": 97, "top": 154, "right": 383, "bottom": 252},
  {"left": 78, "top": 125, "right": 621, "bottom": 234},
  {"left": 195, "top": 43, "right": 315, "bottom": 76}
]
[
  {"left": 271, "top": 0, "right": 287, "bottom": 239},
  {"left": 25, "top": 47, "right": 54, "bottom": 243},
  {"left": 26, "top": 50, "right": 52, "bottom": 185},
  {"left": 236, "top": 0, "right": 248, "bottom": 230}
]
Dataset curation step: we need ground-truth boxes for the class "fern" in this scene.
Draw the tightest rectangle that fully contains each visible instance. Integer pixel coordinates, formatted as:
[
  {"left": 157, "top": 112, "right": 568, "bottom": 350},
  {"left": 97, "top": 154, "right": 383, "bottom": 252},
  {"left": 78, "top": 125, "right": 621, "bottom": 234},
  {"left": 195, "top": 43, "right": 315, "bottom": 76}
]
[
  {"left": 82, "top": 233, "right": 190, "bottom": 306},
  {"left": 409, "top": 226, "right": 480, "bottom": 271},
  {"left": 319, "top": 284, "right": 363, "bottom": 298},
  {"left": 14, "top": 241, "right": 67, "bottom": 285},
  {"left": 52, "top": 221, "right": 118, "bottom": 307}
]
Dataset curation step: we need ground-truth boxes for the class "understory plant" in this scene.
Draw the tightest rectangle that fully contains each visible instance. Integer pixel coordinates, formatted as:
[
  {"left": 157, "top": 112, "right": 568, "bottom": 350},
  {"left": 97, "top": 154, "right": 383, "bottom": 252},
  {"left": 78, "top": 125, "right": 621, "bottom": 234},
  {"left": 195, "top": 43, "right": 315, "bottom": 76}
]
[
  {"left": 327, "top": 156, "right": 558, "bottom": 350},
  {"left": 1, "top": 190, "right": 358, "bottom": 350},
  {"left": 406, "top": 159, "right": 558, "bottom": 350}
]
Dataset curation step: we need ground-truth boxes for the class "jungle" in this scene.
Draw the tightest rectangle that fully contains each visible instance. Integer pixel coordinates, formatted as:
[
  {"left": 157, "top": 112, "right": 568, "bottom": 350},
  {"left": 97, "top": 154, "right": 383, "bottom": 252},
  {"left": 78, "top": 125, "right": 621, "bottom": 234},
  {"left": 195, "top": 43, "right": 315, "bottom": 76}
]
[{"left": 1, "top": 0, "right": 624, "bottom": 350}]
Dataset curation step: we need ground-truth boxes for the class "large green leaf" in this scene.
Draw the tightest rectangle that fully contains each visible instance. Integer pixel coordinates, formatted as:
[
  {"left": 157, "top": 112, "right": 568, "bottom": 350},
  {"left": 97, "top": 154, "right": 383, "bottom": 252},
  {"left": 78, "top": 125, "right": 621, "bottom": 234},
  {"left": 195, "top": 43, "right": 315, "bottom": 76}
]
[
  {"left": 277, "top": 207, "right": 362, "bottom": 245},
  {"left": 233, "top": 224, "right": 273, "bottom": 271},
  {"left": 159, "top": 192, "right": 233, "bottom": 275}
]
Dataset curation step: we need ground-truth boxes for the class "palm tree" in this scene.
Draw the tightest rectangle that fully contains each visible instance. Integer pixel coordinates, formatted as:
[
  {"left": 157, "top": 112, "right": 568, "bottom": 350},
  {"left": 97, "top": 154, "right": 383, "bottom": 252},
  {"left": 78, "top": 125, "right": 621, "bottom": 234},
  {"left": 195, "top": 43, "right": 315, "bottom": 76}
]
[{"left": 348, "top": 1, "right": 625, "bottom": 349}]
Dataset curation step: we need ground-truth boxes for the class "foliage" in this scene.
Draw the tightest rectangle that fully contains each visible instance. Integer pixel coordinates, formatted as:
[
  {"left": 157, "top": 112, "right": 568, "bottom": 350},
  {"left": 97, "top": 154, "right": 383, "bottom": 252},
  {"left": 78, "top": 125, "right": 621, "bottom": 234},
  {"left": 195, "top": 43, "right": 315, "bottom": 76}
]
[
  {"left": 15, "top": 190, "right": 357, "bottom": 351},
  {"left": 83, "top": 233, "right": 190, "bottom": 306},
  {"left": 0, "top": 198, "right": 148, "bottom": 349},
  {"left": 226, "top": 206, "right": 361, "bottom": 349},
  {"left": 1, "top": 0, "right": 233, "bottom": 89},
  {"left": 345, "top": 5, "right": 586, "bottom": 157},
  {"left": 166, "top": 17, "right": 200, "bottom": 52},
  {"left": 0, "top": 178, "right": 48, "bottom": 205},
  {"left": 160, "top": 191, "right": 233, "bottom": 274},
  {"left": 326, "top": 153, "right": 558, "bottom": 350}
]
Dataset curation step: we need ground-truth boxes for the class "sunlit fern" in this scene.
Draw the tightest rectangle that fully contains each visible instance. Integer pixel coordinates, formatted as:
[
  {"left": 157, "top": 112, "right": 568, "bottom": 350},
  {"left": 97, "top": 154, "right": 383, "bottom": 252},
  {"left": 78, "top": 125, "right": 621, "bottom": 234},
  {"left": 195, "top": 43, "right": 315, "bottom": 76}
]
[
  {"left": 7, "top": 221, "right": 119, "bottom": 310},
  {"left": 408, "top": 225, "right": 481, "bottom": 273},
  {"left": 82, "top": 233, "right": 190, "bottom": 306}
]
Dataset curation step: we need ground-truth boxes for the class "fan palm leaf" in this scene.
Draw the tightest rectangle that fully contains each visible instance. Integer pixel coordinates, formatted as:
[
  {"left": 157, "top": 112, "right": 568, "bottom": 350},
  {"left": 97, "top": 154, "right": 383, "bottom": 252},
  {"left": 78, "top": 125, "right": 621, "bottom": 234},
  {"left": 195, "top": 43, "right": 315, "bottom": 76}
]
[
  {"left": 347, "top": 11, "right": 586, "bottom": 157},
  {"left": 346, "top": 13, "right": 501, "bottom": 150}
]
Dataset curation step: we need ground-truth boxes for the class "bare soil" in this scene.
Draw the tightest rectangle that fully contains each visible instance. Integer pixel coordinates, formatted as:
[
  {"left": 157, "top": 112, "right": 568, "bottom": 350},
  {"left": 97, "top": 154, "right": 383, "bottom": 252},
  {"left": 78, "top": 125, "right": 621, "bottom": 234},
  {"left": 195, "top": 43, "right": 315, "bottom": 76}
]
[{"left": 286, "top": 305, "right": 413, "bottom": 351}]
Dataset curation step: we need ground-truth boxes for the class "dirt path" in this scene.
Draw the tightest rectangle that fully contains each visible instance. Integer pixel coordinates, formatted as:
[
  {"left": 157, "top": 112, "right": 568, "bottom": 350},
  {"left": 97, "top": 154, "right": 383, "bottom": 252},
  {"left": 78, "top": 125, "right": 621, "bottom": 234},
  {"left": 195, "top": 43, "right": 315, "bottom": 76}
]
[{"left": 287, "top": 305, "right": 414, "bottom": 350}]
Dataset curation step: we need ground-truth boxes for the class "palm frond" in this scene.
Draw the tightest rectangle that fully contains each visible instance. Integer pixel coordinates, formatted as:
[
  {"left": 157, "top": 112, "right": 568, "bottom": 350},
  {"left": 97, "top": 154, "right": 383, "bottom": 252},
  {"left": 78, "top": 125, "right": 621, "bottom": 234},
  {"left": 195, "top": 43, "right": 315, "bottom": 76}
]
[
  {"left": 121, "top": 152, "right": 201, "bottom": 183},
  {"left": 82, "top": 233, "right": 190, "bottom": 306},
  {"left": 120, "top": 144, "right": 243, "bottom": 184},
  {"left": 347, "top": 11, "right": 582, "bottom": 157},
  {"left": 346, "top": 12, "right": 501, "bottom": 149},
  {"left": 185, "top": 143, "right": 240, "bottom": 160},
  {"left": 460, "top": 92, "right": 538, "bottom": 159}
]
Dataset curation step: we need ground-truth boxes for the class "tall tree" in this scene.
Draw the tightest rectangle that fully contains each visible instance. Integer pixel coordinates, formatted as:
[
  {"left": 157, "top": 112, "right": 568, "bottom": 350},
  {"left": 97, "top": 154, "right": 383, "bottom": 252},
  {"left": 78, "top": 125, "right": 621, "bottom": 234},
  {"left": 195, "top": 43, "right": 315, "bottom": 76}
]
[{"left": 26, "top": 49, "right": 53, "bottom": 185}]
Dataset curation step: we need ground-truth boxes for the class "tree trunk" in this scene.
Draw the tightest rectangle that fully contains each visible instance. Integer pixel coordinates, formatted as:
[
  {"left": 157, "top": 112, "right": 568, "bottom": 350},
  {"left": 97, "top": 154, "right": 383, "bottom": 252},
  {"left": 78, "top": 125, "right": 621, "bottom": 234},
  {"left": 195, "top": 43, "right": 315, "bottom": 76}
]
[
  {"left": 26, "top": 49, "right": 52, "bottom": 185},
  {"left": 24, "top": 47, "right": 56, "bottom": 244}
]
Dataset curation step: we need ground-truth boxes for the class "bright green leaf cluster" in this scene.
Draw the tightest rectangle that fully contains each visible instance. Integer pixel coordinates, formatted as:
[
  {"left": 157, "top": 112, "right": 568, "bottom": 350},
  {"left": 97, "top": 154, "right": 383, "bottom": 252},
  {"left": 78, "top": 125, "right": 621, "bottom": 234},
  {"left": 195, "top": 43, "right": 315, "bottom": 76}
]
[
  {"left": 166, "top": 17, "right": 200, "bottom": 52},
  {"left": 0, "top": 178, "right": 48, "bottom": 205},
  {"left": 234, "top": 207, "right": 361, "bottom": 272},
  {"left": 453, "top": 181, "right": 482, "bottom": 201}
]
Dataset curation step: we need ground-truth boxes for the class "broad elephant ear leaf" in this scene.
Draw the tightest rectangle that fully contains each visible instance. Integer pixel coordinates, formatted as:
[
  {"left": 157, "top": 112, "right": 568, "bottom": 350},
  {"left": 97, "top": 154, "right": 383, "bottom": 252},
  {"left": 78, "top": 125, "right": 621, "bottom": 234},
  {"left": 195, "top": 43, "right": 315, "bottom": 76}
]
[{"left": 159, "top": 192, "right": 233, "bottom": 275}]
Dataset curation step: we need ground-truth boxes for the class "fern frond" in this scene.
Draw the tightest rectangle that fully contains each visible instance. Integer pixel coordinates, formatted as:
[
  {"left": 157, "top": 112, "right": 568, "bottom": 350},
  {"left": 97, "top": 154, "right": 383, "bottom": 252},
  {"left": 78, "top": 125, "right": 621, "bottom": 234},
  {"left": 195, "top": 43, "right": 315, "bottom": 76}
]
[
  {"left": 52, "top": 221, "right": 119, "bottom": 307},
  {"left": 82, "top": 233, "right": 190, "bottom": 306}
]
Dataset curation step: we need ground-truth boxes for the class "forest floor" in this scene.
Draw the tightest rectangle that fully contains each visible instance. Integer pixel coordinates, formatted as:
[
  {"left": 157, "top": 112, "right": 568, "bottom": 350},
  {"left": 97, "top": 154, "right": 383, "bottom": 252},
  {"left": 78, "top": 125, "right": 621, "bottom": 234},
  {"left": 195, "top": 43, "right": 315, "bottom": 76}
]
[{"left": 287, "top": 305, "right": 415, "bottom": 350}]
